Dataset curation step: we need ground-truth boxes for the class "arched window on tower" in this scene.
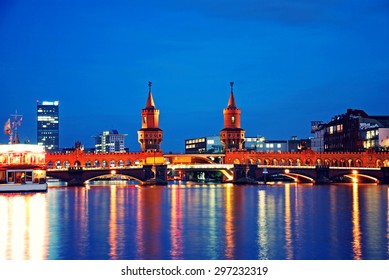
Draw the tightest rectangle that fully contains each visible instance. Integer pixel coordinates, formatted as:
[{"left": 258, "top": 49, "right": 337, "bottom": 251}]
[{"left": 231, "top": 116, "right": 235, "bottom": 124}]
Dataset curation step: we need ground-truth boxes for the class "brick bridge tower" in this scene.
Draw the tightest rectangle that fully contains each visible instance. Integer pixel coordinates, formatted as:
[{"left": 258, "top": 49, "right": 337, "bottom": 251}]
[
  {"left": 220, "top": 81, "right": 245, "bottom": 151},
  {"left": 138, "top": 82, "right": 163, "bottom": 152}
]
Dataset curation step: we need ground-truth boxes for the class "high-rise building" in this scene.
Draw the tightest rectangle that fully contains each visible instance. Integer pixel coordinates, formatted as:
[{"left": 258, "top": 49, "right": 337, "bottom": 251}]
[
  {"left": 220, "top": 82, "right": 245, "bottom": 151},
  {"left": 94, "top": 130, "right": 127, "bottom": 153},
  {"left": 37, "top": 101, "right": 59, "bottom": 151},
  {"left": 138, "top": 82, "right": 163, "bottom": 152}
]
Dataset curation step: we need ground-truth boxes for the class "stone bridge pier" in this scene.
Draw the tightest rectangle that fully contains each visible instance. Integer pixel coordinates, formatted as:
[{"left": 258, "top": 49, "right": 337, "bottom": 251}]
[{"left": 381, "top": 167, "right": 389, "bottom": 184}]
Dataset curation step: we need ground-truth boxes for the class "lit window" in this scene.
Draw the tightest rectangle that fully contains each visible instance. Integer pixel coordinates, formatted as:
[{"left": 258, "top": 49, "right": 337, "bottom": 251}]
[
  {"left": 277, "top": 144, "right": 281, "bottom": 148},
  {"left": 232, "top": 116, "right": 235, "bottom": 124}
]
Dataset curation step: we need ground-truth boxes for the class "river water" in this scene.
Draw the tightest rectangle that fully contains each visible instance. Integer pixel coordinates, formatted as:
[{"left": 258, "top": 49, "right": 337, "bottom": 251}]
[{"left": 1, "top": 183, "right": 389, "bottom": 260}]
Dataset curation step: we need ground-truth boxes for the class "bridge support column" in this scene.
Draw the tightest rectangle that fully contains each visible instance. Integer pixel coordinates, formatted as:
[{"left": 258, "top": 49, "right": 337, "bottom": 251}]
[
  {"left": 155, "top": 165, "right": 167, "bottom": 185},
  {"left": 142, "top": 165, "right": 167, "bottom": 185},
  {"left": 381, "top": 167, "right": 389, "bottom": 184},
  {"left": 233, "top": 164, "right": 257, "bottom": 184},
  {"left": 68, "top": 167, "right": 84, "bottom": 186},
  {"left": 315, "top": 165, "right": 331, "bottom": 184}
]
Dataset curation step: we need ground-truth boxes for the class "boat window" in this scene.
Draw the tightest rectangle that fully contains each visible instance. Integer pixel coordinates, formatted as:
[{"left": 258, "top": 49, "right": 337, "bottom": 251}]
[
  {"left": 0, "top": 170, "right": 6, "bottom": 183},
  {"left": 25, "top": 171, "right": 33, "bottom": 183},
  {"left": 15, "top": 172, "right": 24, "bottom": 183},
  {"left": 7, "top": 172, "right": 15, "bottom": 183}
]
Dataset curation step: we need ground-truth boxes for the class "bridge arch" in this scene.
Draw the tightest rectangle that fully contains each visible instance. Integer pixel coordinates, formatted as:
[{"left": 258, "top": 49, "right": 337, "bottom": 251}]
[
  {"left": 47, "top": 161, "right": 53, "bottom": 168},
  {"left": 233, "top": 158, "right": 240, "bottom": 164},
  {"left": 84, "top": 173, "right": 143, "bottom": 184},
  {"left": 283, "top": 172, "right": 315, "bottom": 183},
  {"left": 94, "top": 160, "right": 100, "bottom": 167},
  {"left": 74, "top": 160, "right": 81, "bottom": 167}
]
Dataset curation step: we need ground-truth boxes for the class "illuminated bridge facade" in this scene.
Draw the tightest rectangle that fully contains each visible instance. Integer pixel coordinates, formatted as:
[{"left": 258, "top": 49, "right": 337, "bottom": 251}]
[{"left": 45, "top": 149, "right": 389, "bottom": 185}]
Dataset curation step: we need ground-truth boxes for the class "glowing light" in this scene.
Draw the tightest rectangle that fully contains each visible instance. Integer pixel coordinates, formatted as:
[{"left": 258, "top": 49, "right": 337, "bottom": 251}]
[
  {"left": 111, "top": 170, "right": 116, "bottom": 175},
  {"left": 285, "top": 169, "right": 290, "bottom": 174},
  {"left": 352, "top": 183, "right": 362, "bottom": 259}
]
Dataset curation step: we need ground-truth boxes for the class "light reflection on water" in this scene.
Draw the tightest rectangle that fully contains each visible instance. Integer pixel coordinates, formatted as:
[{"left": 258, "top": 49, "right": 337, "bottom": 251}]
[{"left": 1, "top": 183, "right": 389, "bottom": 260}]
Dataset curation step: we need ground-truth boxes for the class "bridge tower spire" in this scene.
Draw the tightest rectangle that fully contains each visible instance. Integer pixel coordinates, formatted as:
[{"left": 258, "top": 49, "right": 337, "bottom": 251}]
[
  {"left": 138, "top": 81, "right": 163, "bottom": 152},
  {"left": 220, "top": 81, "right": 245, "bottom": 151}
]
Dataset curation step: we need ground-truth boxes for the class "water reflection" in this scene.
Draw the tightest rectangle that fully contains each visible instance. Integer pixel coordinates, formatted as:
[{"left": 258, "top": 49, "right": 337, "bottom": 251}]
[
  {"left": 224, "top": 185, "right": 234, "bottom": 259},
  {"left": 352, "top": 183, "right": 362, "bottom": 259},
  {"left": 284, "top": 184, "right": 293, "bottom": 259},
  {"left": 0, "top": 194, "right": 48, "bottom": 259},
  {"left": 257, "top": 190, "right": 269, "bottom": 259}
]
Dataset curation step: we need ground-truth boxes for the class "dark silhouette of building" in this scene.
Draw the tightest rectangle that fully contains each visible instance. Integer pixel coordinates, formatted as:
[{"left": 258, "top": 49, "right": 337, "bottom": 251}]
[{"left": 137, "top": 82, "right": 163, "bottom": 152}]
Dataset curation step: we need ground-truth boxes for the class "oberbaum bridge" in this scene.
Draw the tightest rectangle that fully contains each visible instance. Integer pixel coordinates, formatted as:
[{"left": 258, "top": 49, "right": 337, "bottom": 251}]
[{"left": 46, "top": 82, "right": 389, "bottom": 186}]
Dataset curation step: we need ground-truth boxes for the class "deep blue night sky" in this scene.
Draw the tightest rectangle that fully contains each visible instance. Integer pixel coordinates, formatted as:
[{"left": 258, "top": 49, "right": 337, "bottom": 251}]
[{"left": 1, "top": 0, "right": 389, "bottom": 152}]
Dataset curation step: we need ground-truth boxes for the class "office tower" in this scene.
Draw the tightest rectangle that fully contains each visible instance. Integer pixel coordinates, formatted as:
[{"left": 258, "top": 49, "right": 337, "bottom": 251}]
[
  {"left": 37, "top": 101, "right": 59, "bottom": 151},
  {"left": 95, "top": 130, "right": 127, "bottom": 153}
]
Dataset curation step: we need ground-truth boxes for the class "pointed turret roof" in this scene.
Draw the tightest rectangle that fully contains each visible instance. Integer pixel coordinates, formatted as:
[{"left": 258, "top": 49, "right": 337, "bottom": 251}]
[
  {"left": 227, "top": 81, "right": 237, "bottom": 108},
  {"left": 145, "top": 81, "right": 155, "bottom": 108}
]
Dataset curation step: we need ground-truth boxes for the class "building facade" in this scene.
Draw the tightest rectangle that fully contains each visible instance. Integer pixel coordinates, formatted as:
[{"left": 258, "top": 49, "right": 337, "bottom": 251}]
[
  {"left": 245, "top": 136, "right": 288, "bottom": 152},
  {"left": 138, "top": 82, "right": 163, "bottom": 152},
  {"left": 185, "top": 136, "right": 223, "bottom": 153},
  {"left": 311, "top": 109, "right": 389, "bottom": 152},
  {"left": 94, "top": 130, "right": 127, "bottom": 153},
  {"left": 37, "top": 101, "right": 59, "bottom": 151},
  {"left": 220, "top": 82, "right": 245, "bottom": 151}
]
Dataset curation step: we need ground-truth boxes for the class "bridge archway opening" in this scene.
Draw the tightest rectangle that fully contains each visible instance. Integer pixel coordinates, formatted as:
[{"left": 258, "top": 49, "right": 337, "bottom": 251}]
[
  {"left": 316, "top": 159, "right": 322, "bottom": 165},
  {"left": 86, "top": 160, "right": 91, "bottom": 167},
  {"left": 296, "top": 159, "right": 302, "bottom": 166},
  {"left": 64, "top": 161, "right": 70, "bottom": 168},
  {"left": 384, "top": 160, "right": 389, "bottom": 167},
  {"left": 284, "top": 170, "right": 315, "bottom": 183},
  {"left": 118, "top": 160, "right": 124, "bottom": 167},
  {"left": 85, "top": 173, "right": 142, "bottom": 185},
  {"left": 264, "top": 159, "right": 270, "bottom": 165},
  {"left": 47, "top": 161, "right": 53, "bottom": 168},
  {"left": 331, "top": 172, "right": 379, "bottom": 184},
  {"left": 102, "top": 160, "right": 107, "bottom": 167},
  {"left": 110, "top": 160, "right": 115, "bottom": 167},
  {"left": 126, "top": 160, "right": 132, "bottom": 166},
  {"left": 234, "top": 158, "right": 240, "bottom": 164},
  {"left": 55, "top": 161, "right": 61, "bottom": 169},
  {"left": 74, "top": 160, "right": 81, "bottom": 167},
  {"left": 94, "top": 160, "right": 100, "bottom": 167}
]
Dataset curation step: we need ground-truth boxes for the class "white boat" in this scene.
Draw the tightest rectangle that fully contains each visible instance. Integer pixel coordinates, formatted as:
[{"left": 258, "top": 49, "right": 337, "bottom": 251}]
[{"left": 0, "top": 144, "right": 48, "bottom": 192}]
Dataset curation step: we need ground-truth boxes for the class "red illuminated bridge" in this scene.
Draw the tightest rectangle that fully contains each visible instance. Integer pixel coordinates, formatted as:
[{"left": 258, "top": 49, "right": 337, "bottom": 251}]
[{"left": 44, "top": 149, "right": 389, "bottom": 185}]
